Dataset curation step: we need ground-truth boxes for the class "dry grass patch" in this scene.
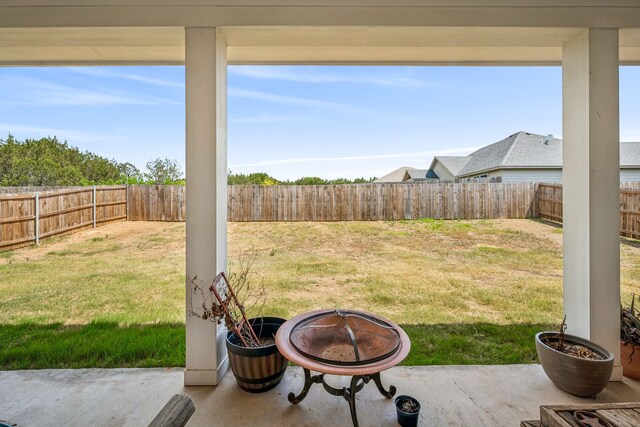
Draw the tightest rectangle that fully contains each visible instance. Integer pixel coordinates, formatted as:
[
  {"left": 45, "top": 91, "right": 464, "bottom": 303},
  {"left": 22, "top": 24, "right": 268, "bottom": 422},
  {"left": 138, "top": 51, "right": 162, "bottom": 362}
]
[{"left": 236, "top": 219, "right": 570, "bottom": 325}]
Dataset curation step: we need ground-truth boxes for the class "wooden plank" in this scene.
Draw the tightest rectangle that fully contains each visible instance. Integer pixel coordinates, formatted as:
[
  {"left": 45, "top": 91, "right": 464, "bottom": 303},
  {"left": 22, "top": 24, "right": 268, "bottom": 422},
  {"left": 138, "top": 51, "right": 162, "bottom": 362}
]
[
  {"left": 148, "top": 394, "right": 195, "bottom": 427},
  {"left": 39, "top": 220, "right": 93, "bottom": 239},
  {"left": 38, "top": 187, "right": 93, "bottom": 197},
  {"left": 96, "top": 215, "right": 127, "bottom": 224},
  {"left": 596, "top": 408, "right": 640, "bottom": 427},
  {"left": 0, "top": 235, "right": 35, "bottom": 248},
  {"left": 0, "top": 215, "right": 35, "bottom": 224},
  {"left": 38, "top": 203, "right": 93, "bottom": 219},
  {"left": 0, "top": 193, "right": 37, "bottom": 201},
  {"left": 541, "top": 403, "right": 640, "bottom": 427}
]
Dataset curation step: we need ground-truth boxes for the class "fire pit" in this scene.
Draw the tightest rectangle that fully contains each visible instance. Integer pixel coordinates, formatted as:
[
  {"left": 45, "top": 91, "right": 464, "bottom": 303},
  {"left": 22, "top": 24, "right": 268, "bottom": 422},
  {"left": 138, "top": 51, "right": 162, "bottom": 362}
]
[{"left": 276, "top": 309, "right": 411, "bottom": 427}]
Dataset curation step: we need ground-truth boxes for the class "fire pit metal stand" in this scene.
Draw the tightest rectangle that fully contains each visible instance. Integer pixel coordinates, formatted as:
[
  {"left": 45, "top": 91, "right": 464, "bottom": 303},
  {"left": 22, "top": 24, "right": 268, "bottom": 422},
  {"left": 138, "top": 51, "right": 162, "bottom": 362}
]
[{"left": 288, "top": 369, "right": 396, "bottom": 427}]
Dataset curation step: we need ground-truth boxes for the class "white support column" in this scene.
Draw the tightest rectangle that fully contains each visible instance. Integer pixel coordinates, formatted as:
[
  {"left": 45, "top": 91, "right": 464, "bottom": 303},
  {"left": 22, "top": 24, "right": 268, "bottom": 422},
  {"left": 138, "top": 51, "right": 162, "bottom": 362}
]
[
  {"left": 184, "top": 27, "right": 228, "bottom": 386},
  {"left": 562, "top": 29, "right": 621, "bottom": 380}
]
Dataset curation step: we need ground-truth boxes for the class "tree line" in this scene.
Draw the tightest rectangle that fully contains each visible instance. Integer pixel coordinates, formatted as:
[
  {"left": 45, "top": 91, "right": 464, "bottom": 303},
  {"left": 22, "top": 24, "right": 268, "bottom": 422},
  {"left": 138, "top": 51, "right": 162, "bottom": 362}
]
[
  {"left": 226, "top": 171, "right": 375, "bottom": 185},
  {"left": 0, "top": 135, "right": 184, "bottom": 186},
  {"left": 0, "top": 135, "right": 376, "bottom": 186}
]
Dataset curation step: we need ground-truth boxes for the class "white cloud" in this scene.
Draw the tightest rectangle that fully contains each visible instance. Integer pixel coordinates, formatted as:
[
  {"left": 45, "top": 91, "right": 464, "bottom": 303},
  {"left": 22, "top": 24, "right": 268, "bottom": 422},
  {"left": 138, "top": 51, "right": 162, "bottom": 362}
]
[
  {"left": 0, "top": 123, "right": 114, "bottom": 142},
  {"left": 229, "top": 114, "right": 312, "bottom": 124},
  {"left": 229, "top": 66, "right": 428, "bottom": 88},
  {"left": 65, "top": 67, "right": 184, "bottom": 88},
  {"left": 0, "top": 76, "right": 179, "bottom": 106},
  {"left": 230, "top": 146, "right": 479, "bottom": 169},
  {"left": 228, "top": 87, "right": 364, "bottom": 112}
]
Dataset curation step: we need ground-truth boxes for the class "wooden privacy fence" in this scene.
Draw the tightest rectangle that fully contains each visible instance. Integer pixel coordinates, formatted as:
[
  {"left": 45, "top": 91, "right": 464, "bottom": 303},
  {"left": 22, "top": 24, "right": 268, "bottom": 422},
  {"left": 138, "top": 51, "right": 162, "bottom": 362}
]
[
  {"left": 5, "top": 182, "right": 640, "bottom": 249},
  {"left": 0, "top": 186, "right": 126, "bottom": 250},
  {"left": 127, "top": 184, "right": 186, "bottom": 222},
  {"left": 228, "top": 182, "right": 539, "bottom": 221},
  {"left": 538, "top": 183, "right": 640, "bottom": 239},
  {"left": 127, "top": 182, "right": 539, "bottom": 222},
  {"left": 537, "top": 184, "right": 563, "bottom": 222}
]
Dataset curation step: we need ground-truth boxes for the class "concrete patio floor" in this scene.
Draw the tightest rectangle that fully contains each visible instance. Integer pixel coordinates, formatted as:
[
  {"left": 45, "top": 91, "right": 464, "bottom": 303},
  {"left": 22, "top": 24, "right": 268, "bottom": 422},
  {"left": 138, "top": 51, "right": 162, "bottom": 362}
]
[{"left": 2, "top": 365, "right": 640, "bottom": 427}]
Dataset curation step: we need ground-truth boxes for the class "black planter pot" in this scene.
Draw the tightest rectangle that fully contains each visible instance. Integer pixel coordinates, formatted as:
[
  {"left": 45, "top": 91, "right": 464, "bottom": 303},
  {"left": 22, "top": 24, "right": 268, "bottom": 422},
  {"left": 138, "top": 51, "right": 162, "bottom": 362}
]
[
  {"left": 395, "top": 395, "right": 420, "bottom": 427},
  {"left": 535, "top": 332, "right": 614, "bottom": 397},
  {"left": 226, "top": 316, "right": 288, "bottom": 393}
]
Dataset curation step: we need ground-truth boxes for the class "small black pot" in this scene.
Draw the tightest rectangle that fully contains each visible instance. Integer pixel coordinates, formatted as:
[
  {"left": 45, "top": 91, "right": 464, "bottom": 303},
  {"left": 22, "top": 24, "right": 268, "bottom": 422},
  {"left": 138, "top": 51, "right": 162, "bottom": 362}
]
[
  {"left": 395, "top": 395, "right": 420, "bottom": 427},
  {"left": 226, "top": 316, "right": 288, "bottom": 393}
]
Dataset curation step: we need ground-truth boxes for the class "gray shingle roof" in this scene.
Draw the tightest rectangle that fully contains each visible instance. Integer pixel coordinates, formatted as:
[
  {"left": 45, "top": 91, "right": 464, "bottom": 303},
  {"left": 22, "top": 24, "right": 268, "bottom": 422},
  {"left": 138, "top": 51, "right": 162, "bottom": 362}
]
[
  {"left": 621, "top": 141, "right": 640, "bottom": 168},
  {"left": 374, "top": 166, "right": 418, "bottom": 182},
  {"left": 457, "top": 131, "right": 562, "bottom": 177},
  {"left": 456, "top": 131, "right": 640, "bottom": 177}
]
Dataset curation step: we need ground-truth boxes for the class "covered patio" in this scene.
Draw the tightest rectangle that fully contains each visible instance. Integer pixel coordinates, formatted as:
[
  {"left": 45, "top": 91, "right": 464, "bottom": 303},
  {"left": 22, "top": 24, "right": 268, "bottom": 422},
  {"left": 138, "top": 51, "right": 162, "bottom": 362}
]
[
  {"left": 3, "top": 365, "right": 640, "bottom": 426},
  {"left": 2, "top": 1, "right": 640, "bottom": 425}
]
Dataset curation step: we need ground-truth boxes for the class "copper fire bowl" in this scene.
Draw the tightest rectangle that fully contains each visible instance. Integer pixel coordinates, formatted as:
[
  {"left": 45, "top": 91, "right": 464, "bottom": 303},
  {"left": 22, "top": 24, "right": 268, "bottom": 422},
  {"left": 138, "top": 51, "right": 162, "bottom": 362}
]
[{"left": 276, "top": 309, "right": 411, "bottom": 376}]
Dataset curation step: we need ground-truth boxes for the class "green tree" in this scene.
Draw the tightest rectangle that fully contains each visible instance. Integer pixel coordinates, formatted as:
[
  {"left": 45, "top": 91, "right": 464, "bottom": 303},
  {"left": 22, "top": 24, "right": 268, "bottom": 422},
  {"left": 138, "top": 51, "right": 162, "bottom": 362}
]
[
  {"left": 291, "top": 176, "right": 327, "bottom": 185},
  {"left": 118, "top": 162, "right": 143, "bottom": 184},
  {"left": 227, "top": 171, "right": 279, "bottom": 185},
  {"left": 144, "top": 158, "right": 183, "bottom": 184},
  {"left": 225, "top": 169, "right": 378, "bottom": 186},
  {"left": 0, "top": 135, "right": 131, "bottom": 186}
]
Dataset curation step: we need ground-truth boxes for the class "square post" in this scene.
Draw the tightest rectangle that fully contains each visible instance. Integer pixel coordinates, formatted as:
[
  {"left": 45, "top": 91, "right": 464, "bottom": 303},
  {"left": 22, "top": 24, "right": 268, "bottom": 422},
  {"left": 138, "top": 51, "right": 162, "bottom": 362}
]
[
  {"left": 34, "top": 192, "right": 39, "bottom": 245},
  {"left": 93, "top": 185, "right": 97, "bottom": 228},
  {"left": 562, "top": 28, "right": 621, "bottom": 380},
  {"left": 184, "top": 27, "right": 228, "bottom": 386}
]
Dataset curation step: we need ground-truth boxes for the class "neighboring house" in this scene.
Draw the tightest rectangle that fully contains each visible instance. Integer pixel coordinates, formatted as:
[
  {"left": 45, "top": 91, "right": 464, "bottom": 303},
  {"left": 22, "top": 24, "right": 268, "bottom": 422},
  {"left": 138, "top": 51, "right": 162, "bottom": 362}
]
[
  {"left": 426, "top": 131, "right": 640, "bottom": 183},
  {"left": 428, "top": 156, "right": 471, "bottom": 180},
  {"left": 403, "top": 169, "right": 430, "bottom": 181},
  {"left": 375, "top": 167, "right": 438, "bottom": 183},
  {"left": 374, "top": 167, "right": 422, "bottom": 183}
]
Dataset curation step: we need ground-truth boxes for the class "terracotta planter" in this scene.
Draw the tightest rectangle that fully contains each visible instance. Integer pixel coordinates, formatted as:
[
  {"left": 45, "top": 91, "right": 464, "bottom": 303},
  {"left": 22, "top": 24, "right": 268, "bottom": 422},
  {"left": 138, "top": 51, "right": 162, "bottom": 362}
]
[
  {"left": 226, "top": 317, "right": 288, "bottom": 393},
  {"left": 621, "top": 341, "right": 640, "bottom": 381},
  {"left": 535, "top": 332, "right": 613, "bottom": 397}
]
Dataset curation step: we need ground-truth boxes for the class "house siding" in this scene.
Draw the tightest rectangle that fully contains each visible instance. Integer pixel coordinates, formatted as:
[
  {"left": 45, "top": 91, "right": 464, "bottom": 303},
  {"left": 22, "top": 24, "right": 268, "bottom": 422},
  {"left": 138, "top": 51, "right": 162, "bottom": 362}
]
[
  {"left": 461, "top": 169, "right": 562, "bottom": 183},
  {"left": 481, "top": 168, "right": 640, "bottom": 183},
  {"left": 621, "top": 169, "right": 640, "bottom": 182},
  {"left": 490, "top": 169, "right": 563, "bottom": 183}
]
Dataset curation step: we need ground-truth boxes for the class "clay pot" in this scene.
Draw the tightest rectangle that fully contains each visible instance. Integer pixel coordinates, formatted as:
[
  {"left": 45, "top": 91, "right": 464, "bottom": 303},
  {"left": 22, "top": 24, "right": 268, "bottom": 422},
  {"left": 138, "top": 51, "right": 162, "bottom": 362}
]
[
  {"left": 620, "top": 341, "right": 640, "bottom": 381},
  {"left": 535, "top": 332, "right": 614, "bottom": 397}
]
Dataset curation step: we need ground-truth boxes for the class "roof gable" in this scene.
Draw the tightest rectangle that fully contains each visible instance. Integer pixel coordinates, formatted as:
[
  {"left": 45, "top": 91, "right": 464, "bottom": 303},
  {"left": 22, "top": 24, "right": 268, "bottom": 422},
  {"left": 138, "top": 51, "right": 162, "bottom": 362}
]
[
  {"left": 432, "top": 156, "right": 471, "bottom": 176},
  {"left": 374, "top": 166, "right": 418, "bottom": 182},
  {"left": 405, "top": 169, "right": 428, "bottom": 180},
  {"left": 457, "top": 131, "right": 562, "bottom": 176}
]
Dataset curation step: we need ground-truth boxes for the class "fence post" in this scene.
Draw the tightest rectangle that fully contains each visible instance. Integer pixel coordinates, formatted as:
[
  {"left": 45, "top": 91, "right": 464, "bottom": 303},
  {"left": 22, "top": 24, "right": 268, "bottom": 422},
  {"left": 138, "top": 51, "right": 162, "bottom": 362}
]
[
  {"left": 93, "top": 186, "right": 97, "bottom": 228},
  {"left": 34, "top": 192, "right": 39, "bottom": 245},
  {"left": 126, "top": 185, "right": 130, "bottom": 221}
]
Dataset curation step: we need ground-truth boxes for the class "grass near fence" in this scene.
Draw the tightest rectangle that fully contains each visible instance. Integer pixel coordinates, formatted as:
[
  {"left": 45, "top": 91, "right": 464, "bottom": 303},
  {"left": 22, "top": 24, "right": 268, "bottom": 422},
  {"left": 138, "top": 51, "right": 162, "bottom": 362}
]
[{"left": 1, "top": 219, "right": 639, "bottom": 369}]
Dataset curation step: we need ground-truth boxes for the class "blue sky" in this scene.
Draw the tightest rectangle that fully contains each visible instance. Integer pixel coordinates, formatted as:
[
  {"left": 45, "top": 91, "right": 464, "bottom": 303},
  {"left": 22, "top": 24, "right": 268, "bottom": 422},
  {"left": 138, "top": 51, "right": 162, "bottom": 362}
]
[{"left": 0, "top": 65, "right": 638, "bottom": 180}]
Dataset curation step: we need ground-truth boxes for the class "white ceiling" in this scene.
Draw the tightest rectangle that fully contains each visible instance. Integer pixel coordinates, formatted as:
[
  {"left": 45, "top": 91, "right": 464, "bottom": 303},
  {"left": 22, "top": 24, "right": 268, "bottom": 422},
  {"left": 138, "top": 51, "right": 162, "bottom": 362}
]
[{"left": 1, "top": 26, "right": 640, "bottom": 65}]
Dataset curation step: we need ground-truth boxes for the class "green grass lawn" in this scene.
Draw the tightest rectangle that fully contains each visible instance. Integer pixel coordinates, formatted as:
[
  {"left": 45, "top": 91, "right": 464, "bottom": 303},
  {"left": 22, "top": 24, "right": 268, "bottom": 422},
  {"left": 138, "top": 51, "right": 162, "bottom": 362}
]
[{"left": 1, "top": 219, "right": 639, "bottom": 369}]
